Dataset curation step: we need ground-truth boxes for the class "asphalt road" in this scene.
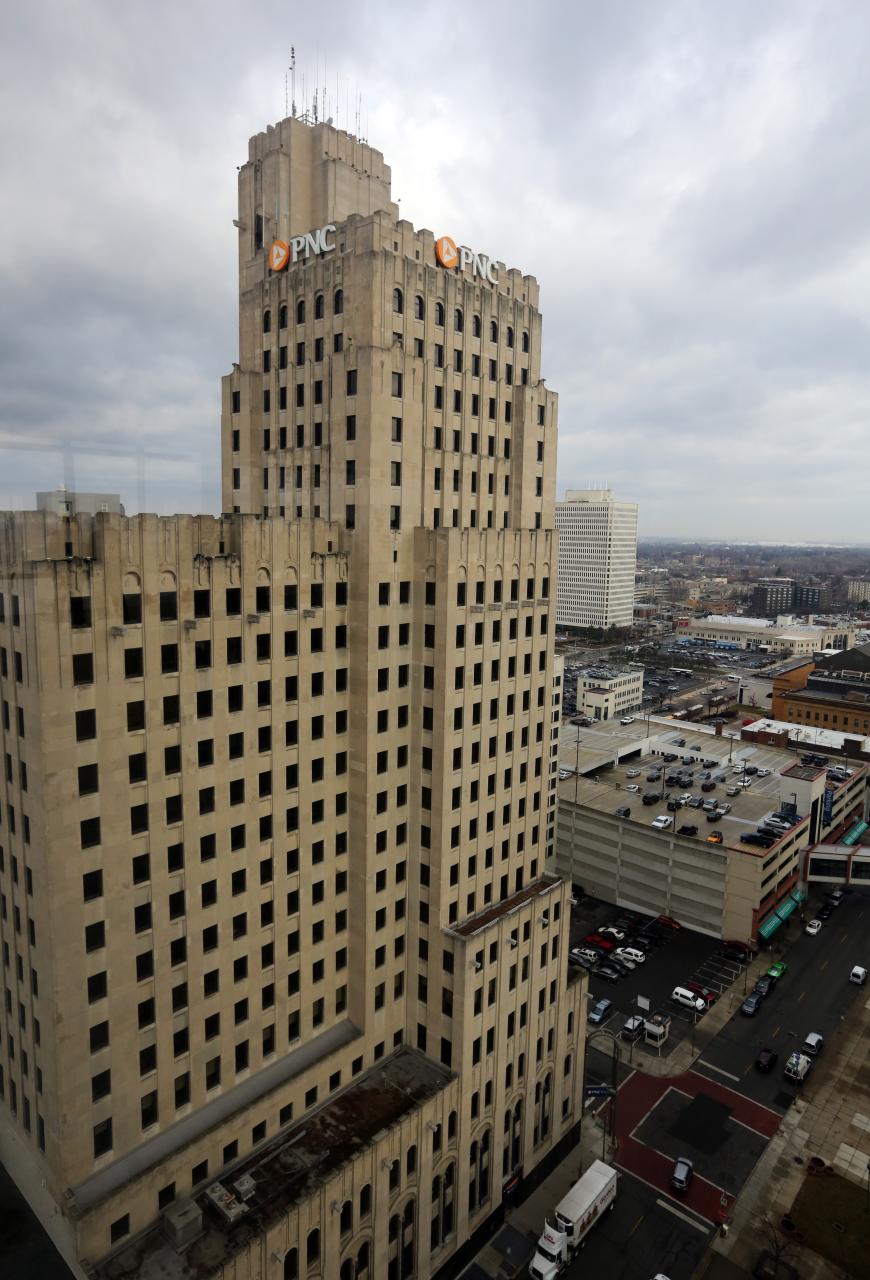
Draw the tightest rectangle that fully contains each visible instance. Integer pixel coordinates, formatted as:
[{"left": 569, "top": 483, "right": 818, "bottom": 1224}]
[
  {"left": 692, "top": 887, "right": 869, "bottom": 1110},
  {"left": 562, "top": 1164, "right": 712, "bottom": 1280}
]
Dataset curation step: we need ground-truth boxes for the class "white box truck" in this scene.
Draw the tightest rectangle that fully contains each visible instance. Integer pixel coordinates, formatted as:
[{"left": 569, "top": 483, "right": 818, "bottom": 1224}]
[{"left": 529, "top": 1160, "right": 618, "bottom": 1278}]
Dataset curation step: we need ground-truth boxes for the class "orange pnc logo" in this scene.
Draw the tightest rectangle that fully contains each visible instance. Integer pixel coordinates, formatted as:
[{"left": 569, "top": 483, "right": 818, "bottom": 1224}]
[
  {"left": 435, "top": 235, "right": 459, "bottom": 269},
  {"left": 269, "top": 240, "right": 291, "bottom": 272}
]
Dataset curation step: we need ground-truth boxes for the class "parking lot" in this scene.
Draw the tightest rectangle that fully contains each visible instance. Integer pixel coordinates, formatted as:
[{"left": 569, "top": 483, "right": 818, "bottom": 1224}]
[{"left": 569, "top": 896, "right": 753, "bottom": 1055}]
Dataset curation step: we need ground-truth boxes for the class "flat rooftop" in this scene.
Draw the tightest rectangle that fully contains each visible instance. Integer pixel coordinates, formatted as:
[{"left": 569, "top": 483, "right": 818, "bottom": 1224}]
[
  {"left": 743, "top": 717, "right": 870, "bottom": 751},
  {"left": 781, "top": 762, "right": 826, "bottom": 782},
  {"left": 450, "top": 874, "right": 560, "bottom": 938},
  {"left": 98, "top": 1048, "right": 453, "bottom": 1280}
]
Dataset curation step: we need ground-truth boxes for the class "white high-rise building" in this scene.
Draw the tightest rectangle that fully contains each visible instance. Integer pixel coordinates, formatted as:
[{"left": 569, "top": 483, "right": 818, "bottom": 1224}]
[{"left": 555, "top": 489, "right": 638, "bottom": 631}]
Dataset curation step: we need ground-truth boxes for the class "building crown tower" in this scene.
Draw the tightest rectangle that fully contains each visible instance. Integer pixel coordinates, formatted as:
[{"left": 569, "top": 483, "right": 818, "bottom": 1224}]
[{"left": 0, "top": 115, "right": 583, "bottom": 1280}]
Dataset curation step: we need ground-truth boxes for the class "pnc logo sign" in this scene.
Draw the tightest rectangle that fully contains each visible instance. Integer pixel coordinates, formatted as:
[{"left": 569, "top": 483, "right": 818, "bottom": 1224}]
[
  {"left": 269, "top": 224, "right": 337, "bottom": 271},
  {"left": 436, "top": 234, "right": 498, "bottom": 285},
  {"left": 269, "top": 240, "right": 291, "bottom": 272}
]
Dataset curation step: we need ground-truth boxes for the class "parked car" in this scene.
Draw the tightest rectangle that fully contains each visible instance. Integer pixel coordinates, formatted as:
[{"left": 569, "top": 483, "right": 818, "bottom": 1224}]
[
  {"left": 805, "top": 919, "right": 822, "bottom": 936},
  {"left": 818, "top": 904, "right": 834, "bottom": 920},
  {"left": 616, "top": 946, "right": 646, "bottom": 965},
  {"left": 723, "top": 941, "right": 753, "bottom": 956},
  {"left": 671, "top": 1157, "right": 694, "bottom": 1192},
  {"left": 600, "top": 926, "right": 626, "bottom": 941},
  {"left": 707, "top": 831, "right": 724, "bottom": 844},
  {"left": 767, "top": 961, "right": 788, "bottom": 982},
  {"left": 726, "top": 786, "right": 741, "bottom": 797},
  {"left": 656, "top": 916, "right": 681, "bottom": 931},
  {"left": 753, "top": 975, "right": 773, "bottom": 998},
  {"left": 584, "top": 934, "right": 615, "bottom": 951},
  {"left": 588, "top": 998, "right": 613, "bottom": 1024},
  {"left": 678, "top": 824, "right": 698, "bottom": 836},
  {"left": 802, "top": 1032, "right": 824, "bottom": 1057},
  {"left": 620, "top": 716, "right": 635, "bottom": 725},
  {"left": 621, "top": 1015, "right": 644, "bottom": 1041},
  {"left": 595, "top": 965, "right": 622, "bottom": 984},
  {"left": 685, "top": 982, "right": 716, "bottom": 1006},
  {"left": 663, "top": 753, "right": 678, "bottom": 763},
  {"left": 615, "top": 805, "right": 632, "bottom": 818},
  {"left": 756, "top": 1047, "right": 779, "bottom": 1072},
  {"left": 651, "top": 815, "right": 674, "bottom": 830},
  {"left": 701, "top": 781, "right": 716, "bottom": 793},
  {"left": 626, "top": 769, "right": 641, "bottom": 778},
  {"left": 741, "top": 993, "right": 763, "bottom": 1016}
]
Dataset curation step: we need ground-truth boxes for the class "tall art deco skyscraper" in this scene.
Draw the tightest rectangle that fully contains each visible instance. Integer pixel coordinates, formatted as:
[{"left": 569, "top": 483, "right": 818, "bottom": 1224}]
[{"left": 0, "top": 116, "right": 584, "bottom": 1279}]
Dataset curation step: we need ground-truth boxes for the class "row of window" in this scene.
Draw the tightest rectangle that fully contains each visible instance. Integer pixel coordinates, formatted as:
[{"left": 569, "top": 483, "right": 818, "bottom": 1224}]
[{"left": 263, "top": 289, "right": 530, "bottom": 350}]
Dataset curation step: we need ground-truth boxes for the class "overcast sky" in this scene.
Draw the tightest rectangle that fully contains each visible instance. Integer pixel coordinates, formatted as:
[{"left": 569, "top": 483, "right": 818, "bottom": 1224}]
[{"left": 3, "top": 0, "right": 870, "bottom": 540}]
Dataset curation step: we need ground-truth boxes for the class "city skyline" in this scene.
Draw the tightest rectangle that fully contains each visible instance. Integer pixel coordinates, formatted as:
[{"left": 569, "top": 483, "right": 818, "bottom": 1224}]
[{"left": 3, "top": 1, "right": 870, "bottom": 538}]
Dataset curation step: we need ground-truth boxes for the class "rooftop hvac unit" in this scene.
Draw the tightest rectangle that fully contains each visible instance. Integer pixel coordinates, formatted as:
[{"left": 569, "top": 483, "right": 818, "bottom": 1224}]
[
  {"left": 233, "top": 1173, "right": 257, "bottom": 1201},
  {"left": 162, "top": 1199, "right": 203, "bottom": 1251},
  {"left": 204, "top": 1181, "right": 250, "bottom": 1226}
]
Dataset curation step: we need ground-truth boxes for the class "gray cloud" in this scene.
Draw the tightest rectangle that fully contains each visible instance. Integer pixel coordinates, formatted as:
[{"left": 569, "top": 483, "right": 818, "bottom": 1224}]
[{"left": 2, "top": 0, "right": 869, "bottom": 539}]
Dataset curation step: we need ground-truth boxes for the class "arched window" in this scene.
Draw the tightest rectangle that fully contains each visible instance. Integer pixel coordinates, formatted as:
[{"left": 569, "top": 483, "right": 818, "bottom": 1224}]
[
  {"left": 490, "top": 319, "right": 498, "bottom": 342},
  {"left": 472, "top": 313, "right": 481, "bottom": 337},
  {"left": 263, "top": 309, "right": 271, "bottom": 334},
  {"left": 447, "top": 1110, "right": 457, "bottom": 1141},
  {"left": 567, "top": 1010, "right": 574, "bottom": 1036},
  {"left": 454, "top": 307, "right": 463, "bottom": 333},
  {"left": 507, "top": 325, "right": 514, "bottom": 348},
  {"left": 435, "top": 301, "right": 444, "bottom": 326},
  {"left": 339, "top": 1199, "right": 352, "bottom": 1235},
  {"left": 296, "top": 298, "right": 305, "bottom": 325},
  {"left": 314, "top": 293, "right": 324, "bottom": 320},
  {"left": 278, "top": 304, "right": 288, "bottom": 329},
  {"left": 393, "top": 287, "right": 404, "bottom": 314},
  {"left": 356, "top": 1241, "right": 370, "bottom": 1278},
  {"left": 340, "top": 1262, "right": 353, "bottom": 1280},
  {"left": 334, "top": 288, "right": 344, "bottom": 315},
  {"left": 414, "top": 295, "right": 424, "bottom": 320},
  {"left": 522, "top": 329, "right": 529, "bottom": 353},
  {"left": 283, "top": 1248, "right": 298, "bottom": 1280},
  {"left": 306, "top": 1228, "right": 320, "bottom": 1265}
]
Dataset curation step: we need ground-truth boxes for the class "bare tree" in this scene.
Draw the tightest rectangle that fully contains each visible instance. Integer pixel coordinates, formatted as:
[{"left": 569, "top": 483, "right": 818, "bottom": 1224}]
[{"left": 755, "top": 1213, "right": 801, "bottom": 1278}]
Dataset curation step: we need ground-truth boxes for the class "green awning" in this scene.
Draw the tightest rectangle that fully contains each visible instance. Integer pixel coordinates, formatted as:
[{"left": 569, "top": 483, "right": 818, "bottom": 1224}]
[
  {"left": 790, "top": 888, "right": 807, "bottom": 905},
  {"left": 759, "top": 913, "right": 783, "bottom": 939},
  {"left": 843, "top": 821, "right": 868, "bottom": 848},
  {"left": 776, "top": 898, "right": 797, "bottom": 922}
]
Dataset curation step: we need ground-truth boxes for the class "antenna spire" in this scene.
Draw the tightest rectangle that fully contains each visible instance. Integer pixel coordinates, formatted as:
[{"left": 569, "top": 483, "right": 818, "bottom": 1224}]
[{"left": 290, "top": 46, "right": 296, "bottom": 118}]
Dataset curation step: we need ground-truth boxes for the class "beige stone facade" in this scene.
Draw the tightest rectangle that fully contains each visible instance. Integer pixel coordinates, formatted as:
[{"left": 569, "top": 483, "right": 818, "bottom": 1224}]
[{"left": 0, "top": 114, "right": 585, "bottom": 1280}]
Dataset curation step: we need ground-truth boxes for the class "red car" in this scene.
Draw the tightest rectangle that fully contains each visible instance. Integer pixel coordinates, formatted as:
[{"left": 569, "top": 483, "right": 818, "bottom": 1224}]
[
  {"left": 655, "top": 915, "right": 682, "bottom": 931},
  {"left": 685, "top": 982, "right": 717, "bottom": 1007},
  {"left": 584, "top": 934, "right": 615, "bottom": 951},
  {"left": 722, "top": 940, "right": 752, "bottom": 956}
]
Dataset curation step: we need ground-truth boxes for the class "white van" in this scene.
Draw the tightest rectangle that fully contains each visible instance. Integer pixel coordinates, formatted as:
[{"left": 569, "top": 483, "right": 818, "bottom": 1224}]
[
  {"left": 672, "top": 986, "right": 705, "bottom": 1013},
  {"left": 850, "top": 965, "right": 867, "bottom": 985},
  {"left": 616, "top": 947, "right": 646, "bottom": 966}
]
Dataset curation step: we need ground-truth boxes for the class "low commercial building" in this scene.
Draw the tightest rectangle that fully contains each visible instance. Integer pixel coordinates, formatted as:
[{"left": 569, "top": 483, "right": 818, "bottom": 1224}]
[
  {"left": 550, "top": 724, "right": 866, "bottom": 943},
  {"left": 676, "top": 615, "right": 855, "bottom": 656},
  {"left": 572, "top": 665, "right": 643, "bottom": 721},
  {"left": 772, "top": 643, "right": 870, "bottom": 736}
]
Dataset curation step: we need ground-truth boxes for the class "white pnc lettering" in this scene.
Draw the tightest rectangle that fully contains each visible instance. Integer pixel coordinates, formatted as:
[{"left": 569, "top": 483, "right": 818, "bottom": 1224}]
[
  {"left": 456, "top": 244, "right": 499, "bottom": 285},
  {"left": 290, "top": 224, "right": 338, "bottom": 263}
]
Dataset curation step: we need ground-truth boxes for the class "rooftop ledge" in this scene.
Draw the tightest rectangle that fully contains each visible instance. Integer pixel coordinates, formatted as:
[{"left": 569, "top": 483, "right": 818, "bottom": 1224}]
[{"left": 448, "top": 874, "right": 562, "bottom": 939}]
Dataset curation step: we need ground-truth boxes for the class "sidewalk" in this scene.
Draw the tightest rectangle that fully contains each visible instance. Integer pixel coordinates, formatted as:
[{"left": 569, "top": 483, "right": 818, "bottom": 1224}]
[{"left": 468, "top": 1114, "right": 614, "bottom": 1277}]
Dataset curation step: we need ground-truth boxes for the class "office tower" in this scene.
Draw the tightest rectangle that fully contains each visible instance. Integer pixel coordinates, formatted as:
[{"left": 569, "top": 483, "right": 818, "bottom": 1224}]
[
  {"left": 751, "top": 578, "right": 794, "bottom": 616},
  {"left": 0, "top": 116, "right": 584, "bottom": 1278},
  {"left": 555, "top": 489, "right": 638, "bottom": 631}
]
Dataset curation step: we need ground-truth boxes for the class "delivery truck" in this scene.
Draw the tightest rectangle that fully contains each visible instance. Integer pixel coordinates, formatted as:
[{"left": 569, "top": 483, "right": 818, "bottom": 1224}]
[{"left": 528, "top": 1160, "right": 618, "bottom": 1278}]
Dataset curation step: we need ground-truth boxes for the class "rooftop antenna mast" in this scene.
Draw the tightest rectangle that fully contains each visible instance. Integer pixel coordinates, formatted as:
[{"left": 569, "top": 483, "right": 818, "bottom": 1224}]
[{"left": 290, "top": 46, "right": 296, "bottom": 118}]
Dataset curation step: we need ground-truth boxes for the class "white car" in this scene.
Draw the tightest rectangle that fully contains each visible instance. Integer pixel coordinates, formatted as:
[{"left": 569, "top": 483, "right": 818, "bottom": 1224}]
[
  {"left": 620, "top": 716, "right": 635, "bottom": 726},
  {"left": 626, "top": 769, "right": 641, "bottom": 778},
  {"left": 805, "top": 919, "right": 822, "bottom": 936},
  {"left": 558, "top": 769, "right": 572, "bottom": 780},
  {"left": 651, "top": 815, "right": 673, "bottom": 830},
  {"left": 625, "top": 783, "right": 641, "bottom": 793},
  {"left": 738, "top": 778, "right": 752, "bottom": 788},
  {"left": 616, "top": 946, "right": 646, "bottom": 965},
  {"left": 757, "top": 768, "right": 771, "bottom": 777},
  {"left": 732, "top": 765, "right": 745, "bottom": 774}
]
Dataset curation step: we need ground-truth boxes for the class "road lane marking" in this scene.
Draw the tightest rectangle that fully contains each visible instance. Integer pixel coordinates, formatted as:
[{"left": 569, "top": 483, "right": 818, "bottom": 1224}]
[
  {"left": 629, "top": 1213, "right": 644, "bottom": 1236},
  {"left": 821, "top": 959, "right": 828, "bottom": 971},
  {"left": 697, "top": 1060, "right": 741, "bottom": 1081},
  {"left": 772, "top": 1024, "right": 781, "bottom": 1038},
  {"left": 654, "top": 1198, "right": 711, "bottom": 1233},
  {"left": 798, "top": 991, "right": 806, "bottom": 1002}
]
